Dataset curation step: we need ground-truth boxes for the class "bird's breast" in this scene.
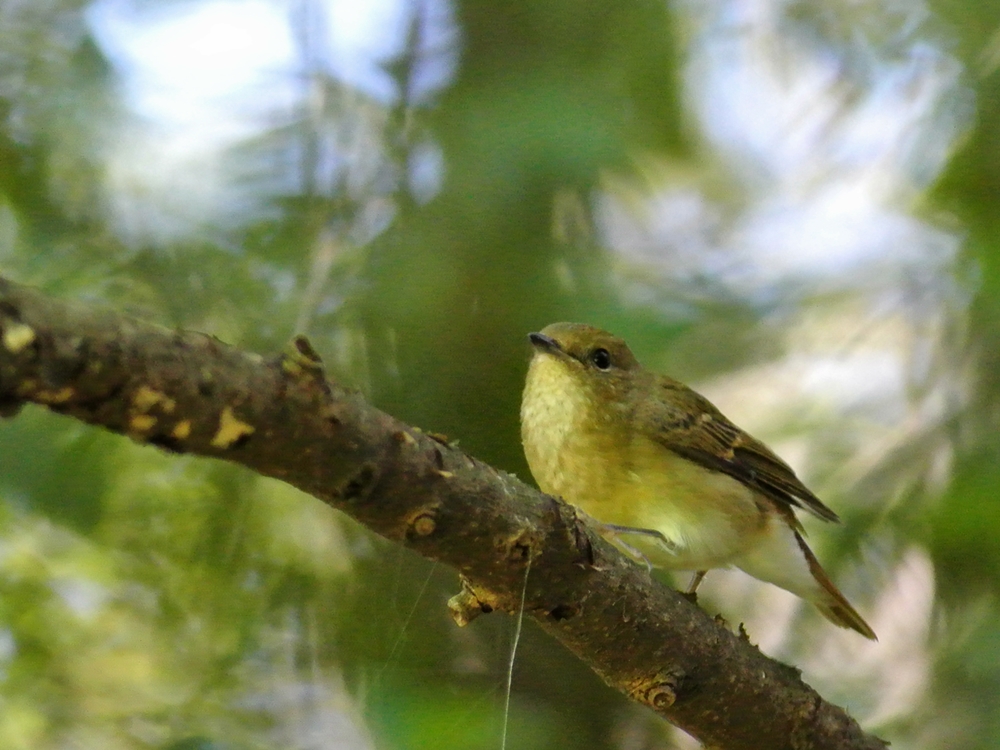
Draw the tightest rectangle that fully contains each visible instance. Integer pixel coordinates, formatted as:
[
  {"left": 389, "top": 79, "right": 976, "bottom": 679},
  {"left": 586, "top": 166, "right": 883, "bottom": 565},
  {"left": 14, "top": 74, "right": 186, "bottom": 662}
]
[
  {"left": 520, "top": 355, "right": 594, "bottom": 499},
  {"left": 521, "top": 355, "right": 767, "bottom": 570}
]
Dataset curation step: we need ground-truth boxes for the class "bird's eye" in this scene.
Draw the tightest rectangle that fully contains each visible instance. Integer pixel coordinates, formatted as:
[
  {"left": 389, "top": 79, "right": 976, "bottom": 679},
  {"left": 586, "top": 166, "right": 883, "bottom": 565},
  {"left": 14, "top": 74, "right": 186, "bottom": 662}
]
[{"left": 590, "top": 348, "right": 612, "bottom": 371}]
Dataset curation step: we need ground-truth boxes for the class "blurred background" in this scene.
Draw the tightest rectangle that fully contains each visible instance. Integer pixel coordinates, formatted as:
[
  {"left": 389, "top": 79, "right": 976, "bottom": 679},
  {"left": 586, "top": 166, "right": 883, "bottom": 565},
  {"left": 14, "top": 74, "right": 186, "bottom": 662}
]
[{"left": 0, "top": 0, "right": 997, "bottom": 747}]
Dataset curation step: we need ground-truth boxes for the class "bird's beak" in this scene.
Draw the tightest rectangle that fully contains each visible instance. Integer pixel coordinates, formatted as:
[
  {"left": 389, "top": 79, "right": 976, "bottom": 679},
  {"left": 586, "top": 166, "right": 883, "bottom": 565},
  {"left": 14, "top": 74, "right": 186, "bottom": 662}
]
[{"left": 528, "top": 332, "right": 562, "bottom": 354}]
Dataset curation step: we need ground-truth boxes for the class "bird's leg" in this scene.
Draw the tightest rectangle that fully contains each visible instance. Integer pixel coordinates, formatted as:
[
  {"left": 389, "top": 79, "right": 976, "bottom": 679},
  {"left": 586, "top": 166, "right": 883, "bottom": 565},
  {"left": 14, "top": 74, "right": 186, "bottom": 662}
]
[
  {"left": 682, "top": 570, "right": 707, "bottom": 603},
  {"left": 686, "top": 570, "right": 706, "bottom": 594}
]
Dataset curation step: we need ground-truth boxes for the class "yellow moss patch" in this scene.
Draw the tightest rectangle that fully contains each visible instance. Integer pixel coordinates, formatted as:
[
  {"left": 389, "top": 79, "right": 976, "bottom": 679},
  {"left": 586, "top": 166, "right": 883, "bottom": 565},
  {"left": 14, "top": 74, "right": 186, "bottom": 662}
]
[
  {"left": 2, "top": 322, "right": 36, "bottom": 353},
  {"left": 35, "top": 387, "right": 74, "bottom": 404},
  {"left": 210, "top": 406, "right": 254, "bottom": 448},
  {"left": 129, "top": 414, "right": 157, "bottom": 432},
  {"left": 131, "top": 385, "right": 176, "bottom": 414}
]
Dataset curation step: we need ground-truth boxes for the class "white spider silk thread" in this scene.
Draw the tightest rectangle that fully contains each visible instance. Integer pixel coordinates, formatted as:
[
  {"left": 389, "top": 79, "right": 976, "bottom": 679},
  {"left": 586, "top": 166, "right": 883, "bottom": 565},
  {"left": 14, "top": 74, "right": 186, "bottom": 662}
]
[{"left": 501, "top": 556, "right": 532, "bottom": 750}]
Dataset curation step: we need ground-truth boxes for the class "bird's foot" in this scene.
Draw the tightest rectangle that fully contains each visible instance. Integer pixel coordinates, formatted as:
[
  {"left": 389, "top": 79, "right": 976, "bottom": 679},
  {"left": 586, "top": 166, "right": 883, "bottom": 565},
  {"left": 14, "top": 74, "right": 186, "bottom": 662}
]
[
  {"left": 600, "top": 524, "right": 678, "bottom": 572},
  {"left": 601, "top": 524, "right": 678, "bottom": 553}
]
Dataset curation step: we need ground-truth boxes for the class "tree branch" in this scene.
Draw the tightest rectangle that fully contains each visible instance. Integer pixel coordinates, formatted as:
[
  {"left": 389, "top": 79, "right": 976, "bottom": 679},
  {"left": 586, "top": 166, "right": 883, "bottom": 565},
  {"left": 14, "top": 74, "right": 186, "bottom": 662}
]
[{"left": 0, "top": 277, "right": 886, "bottom": 750}]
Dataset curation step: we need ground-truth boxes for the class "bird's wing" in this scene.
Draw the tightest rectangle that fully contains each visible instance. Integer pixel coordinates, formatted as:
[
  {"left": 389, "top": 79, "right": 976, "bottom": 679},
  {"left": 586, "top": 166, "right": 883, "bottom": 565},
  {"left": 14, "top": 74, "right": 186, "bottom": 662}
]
[{"left": 643, "top": 379, "right": 840, "bottom": 524}]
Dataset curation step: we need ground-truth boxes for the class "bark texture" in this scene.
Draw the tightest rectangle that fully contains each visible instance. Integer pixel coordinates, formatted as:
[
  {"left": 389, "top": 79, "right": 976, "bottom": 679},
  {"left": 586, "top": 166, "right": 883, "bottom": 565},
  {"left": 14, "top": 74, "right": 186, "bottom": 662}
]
[{"left": 0, "top": 277, "right": 887, "bottom": 750}]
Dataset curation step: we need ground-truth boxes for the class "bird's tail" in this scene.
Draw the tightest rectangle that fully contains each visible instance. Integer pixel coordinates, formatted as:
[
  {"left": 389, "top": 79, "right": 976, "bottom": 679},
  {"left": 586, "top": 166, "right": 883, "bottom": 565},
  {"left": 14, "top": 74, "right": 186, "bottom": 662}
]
[{"left": 794, "top": 531, "right": 877, "bottom": 640}]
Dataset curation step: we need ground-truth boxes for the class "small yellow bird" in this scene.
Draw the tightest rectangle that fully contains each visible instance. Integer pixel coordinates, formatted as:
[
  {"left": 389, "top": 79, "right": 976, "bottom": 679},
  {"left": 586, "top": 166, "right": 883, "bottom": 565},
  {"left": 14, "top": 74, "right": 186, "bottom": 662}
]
[{"left": 520, "top": 322, "right": 876, "bottom": 639}]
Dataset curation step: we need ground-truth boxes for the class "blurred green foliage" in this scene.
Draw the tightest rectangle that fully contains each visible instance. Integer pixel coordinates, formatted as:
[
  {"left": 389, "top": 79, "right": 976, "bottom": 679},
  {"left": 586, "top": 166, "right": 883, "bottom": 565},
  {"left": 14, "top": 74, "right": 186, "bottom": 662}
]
[{"left": 0, "top": 0, "right": 998, "bottom": 748}]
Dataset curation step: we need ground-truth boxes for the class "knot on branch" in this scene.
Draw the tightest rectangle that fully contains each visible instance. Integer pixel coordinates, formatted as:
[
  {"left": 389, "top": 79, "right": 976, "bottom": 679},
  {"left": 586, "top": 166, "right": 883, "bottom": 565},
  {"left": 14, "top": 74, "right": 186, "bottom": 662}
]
[
  {"left": 495, "top": 525, "right": 540, "bottom": 564},
  {"left": 629, "top": 668, "right": 685, "bottom": 710},
  {"left": 281, "top": 335, "right": 325, "bottom": 374},
  {"left": 337, "top": 462, "right": 380, "bottom": 502},
  {"left": 405, "top": 506, "right": 439, "bottom": 539},
  {"left": 279, "top": 335, "right": 333, "bottom": 402}
]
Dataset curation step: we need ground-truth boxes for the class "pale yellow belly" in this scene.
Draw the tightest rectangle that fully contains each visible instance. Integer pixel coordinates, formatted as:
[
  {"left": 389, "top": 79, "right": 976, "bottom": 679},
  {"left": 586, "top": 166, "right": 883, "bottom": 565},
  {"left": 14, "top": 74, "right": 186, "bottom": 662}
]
[
  {"left": 524, "top": 419, "right": 766, "bottom": 570},
  {"left": 520, "top": 356, "right": 768, "bottom": 571}
]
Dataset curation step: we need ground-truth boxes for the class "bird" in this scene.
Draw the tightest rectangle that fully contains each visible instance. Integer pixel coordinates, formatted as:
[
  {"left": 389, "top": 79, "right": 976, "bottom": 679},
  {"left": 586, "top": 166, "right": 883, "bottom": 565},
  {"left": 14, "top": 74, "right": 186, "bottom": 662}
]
[{"left": 519, "top": 322, "right": 876, "bottom": 639}]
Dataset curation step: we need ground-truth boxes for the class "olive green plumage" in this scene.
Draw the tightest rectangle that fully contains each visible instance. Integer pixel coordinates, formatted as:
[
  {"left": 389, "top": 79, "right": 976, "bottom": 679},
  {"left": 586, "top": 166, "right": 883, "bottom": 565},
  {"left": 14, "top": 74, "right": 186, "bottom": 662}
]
[{"left": 520, "top": 322, "right": 875, "bottom": 640}]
